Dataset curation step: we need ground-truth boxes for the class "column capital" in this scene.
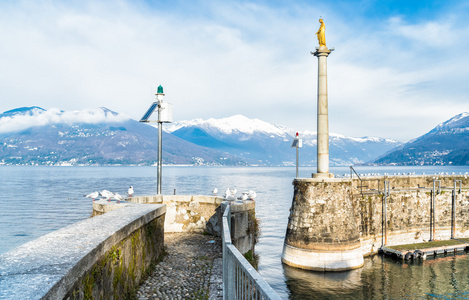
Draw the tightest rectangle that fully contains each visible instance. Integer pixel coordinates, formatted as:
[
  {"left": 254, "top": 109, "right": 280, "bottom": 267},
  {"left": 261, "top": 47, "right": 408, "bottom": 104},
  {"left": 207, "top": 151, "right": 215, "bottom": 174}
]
[{"left": 311, "top": 46, "right": 334, "bottom": 57}]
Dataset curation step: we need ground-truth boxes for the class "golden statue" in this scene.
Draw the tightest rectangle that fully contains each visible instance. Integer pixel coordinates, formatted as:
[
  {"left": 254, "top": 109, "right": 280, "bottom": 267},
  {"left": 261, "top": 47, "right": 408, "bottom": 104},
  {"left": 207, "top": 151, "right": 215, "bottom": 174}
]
[{"left": 316, "top": 18, "right": 326, "bottom": 47}]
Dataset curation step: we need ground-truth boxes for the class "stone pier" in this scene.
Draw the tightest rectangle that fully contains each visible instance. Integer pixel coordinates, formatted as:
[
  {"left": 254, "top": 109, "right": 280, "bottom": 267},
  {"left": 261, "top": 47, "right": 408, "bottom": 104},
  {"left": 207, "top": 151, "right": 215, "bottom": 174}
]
[
  {"left": 282, "top": 175, "right": 469, "bottom": 271},
  {"left": 282, "top": 178, "right": 364, "bottom": 271}
]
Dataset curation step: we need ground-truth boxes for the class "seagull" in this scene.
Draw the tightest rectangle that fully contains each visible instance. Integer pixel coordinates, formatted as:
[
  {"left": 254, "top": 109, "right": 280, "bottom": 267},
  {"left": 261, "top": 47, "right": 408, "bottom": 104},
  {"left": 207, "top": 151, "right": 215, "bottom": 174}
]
[
  {"left": 231, "top": 188, "right": 237, "bottom": 197},
  {"left": 85, "top": 191, "right": 99, "bottom": 201},
  {"left": 224, "top": 188, "right": 236, "bottom": 201},
  {"left": 248, "top": 190, "right": 257, "bottom": 200},
  {"left": 238, "top": 193, "right": 248, "bottom": 201},
  {"left": 112, "top": 193, "right": 125, "bottom": 203},
  {"left": 100, "top": 190, "right": 114, "bottom": 202},
  {"left": 212, "top": 188, "right": 218, "bottom": 196},
  {"left": 128, "top": 186, "right": 134, "bottom": 197}
]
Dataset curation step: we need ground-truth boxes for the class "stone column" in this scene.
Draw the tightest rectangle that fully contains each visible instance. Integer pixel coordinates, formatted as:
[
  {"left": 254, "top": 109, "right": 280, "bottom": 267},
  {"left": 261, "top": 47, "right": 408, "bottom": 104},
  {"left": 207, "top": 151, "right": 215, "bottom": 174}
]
[{"left": 312, "top": 46, "right": 333, "bottom": 179}]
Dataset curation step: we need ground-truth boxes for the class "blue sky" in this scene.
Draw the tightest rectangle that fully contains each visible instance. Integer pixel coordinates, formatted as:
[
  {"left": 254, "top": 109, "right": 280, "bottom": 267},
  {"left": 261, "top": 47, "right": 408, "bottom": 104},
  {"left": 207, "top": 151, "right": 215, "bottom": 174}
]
[{"left": 0, "top": 0, "right": 468, "bottom": 141}]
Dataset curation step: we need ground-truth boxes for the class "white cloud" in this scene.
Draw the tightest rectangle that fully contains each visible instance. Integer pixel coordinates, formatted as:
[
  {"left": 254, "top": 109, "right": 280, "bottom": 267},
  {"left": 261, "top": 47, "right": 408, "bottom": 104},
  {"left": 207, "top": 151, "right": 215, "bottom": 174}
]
[
  {"left": 0, "top": 1, "right": 468, "bottom": 141},
  {"left": 0, "top": 108, "right": 129, "bottom": 134}
]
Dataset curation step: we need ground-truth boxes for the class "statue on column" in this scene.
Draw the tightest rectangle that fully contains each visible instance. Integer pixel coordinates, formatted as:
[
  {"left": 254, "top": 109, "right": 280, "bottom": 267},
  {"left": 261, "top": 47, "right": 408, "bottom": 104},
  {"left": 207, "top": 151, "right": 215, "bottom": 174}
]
[{"left": 316, "top": 18, "right": 326, "bottom": 47}]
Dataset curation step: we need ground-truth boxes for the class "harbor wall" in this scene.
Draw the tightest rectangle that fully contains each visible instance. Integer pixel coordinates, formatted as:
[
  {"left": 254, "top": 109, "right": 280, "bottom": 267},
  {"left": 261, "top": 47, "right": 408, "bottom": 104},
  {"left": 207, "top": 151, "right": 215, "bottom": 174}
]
[
  {"left": 283, "top": 175, "right": 469, "bottom": 271},
  {"left": 356, "top": 175, "right": 469, "bottom": 255},
  {"left": 125, "top": 195, "right": 257, "bottom": 254},
  {"left": 125, "top": 195, "right": 257, "bottom": 255},
  {"left": 125, "top": 195, "right": 225, "bottom": 234},
  {"left": 0, "top": 204, "right": 165, "bottom": 300}
]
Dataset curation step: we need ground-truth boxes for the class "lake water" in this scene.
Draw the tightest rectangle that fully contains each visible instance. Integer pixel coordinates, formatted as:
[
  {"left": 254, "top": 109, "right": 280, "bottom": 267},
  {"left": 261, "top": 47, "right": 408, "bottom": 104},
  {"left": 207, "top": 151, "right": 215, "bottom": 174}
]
[{"left": 1, "top": 165, "right": 469, "bottom": 299}]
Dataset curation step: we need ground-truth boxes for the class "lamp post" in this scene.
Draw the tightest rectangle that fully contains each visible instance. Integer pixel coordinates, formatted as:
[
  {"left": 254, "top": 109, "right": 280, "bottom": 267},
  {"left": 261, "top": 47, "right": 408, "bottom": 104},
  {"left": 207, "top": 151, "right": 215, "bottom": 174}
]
[
  {"left": 291, "top": 132, "right": 302, "bottom": 178},
  {"left": 140, "top": 85, "right": 173, "bottom": 194}
]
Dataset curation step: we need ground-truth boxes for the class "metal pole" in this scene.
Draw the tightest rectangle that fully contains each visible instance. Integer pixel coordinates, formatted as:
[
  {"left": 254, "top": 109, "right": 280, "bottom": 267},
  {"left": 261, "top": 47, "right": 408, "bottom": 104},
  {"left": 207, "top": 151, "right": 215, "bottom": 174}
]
[
  {"left": 157, "top": 116, "right": 162, "bottom": 195},
  {"left": 431, "top": 180, "right": 440, "bottom": 241},
  {"left": 384, "top": 181, "right": 389, "bottom": 246},
  {"left": 381, "top": 192, "right": 384, "bottom": 247},
  {"left": 452, "top": 180, "right": 461, "bottom": 239},
  {"left": 430, "top": 189, "right": 433, "bottom": 241},
  {"left": 296, "top": 147, "right": 299, "bottom": 178},
  {"left": 451, "top": 189, "right": 455, "bottom": 239}
]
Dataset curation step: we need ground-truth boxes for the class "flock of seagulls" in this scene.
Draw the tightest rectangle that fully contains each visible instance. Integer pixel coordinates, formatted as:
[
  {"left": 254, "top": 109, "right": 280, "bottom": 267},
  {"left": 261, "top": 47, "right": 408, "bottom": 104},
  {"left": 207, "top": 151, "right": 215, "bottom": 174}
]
[
  {"left": 86, "top": 185, "right": 255, "bottom": 203},
  {"left": 337, "top": 172, "right": 469, "bottom": 178},
  {"left": 216, "top": 188, "right": 257, "bottom": 201},
  {"left": 84, "top": 186, "right": 134, "bottom": 203}
]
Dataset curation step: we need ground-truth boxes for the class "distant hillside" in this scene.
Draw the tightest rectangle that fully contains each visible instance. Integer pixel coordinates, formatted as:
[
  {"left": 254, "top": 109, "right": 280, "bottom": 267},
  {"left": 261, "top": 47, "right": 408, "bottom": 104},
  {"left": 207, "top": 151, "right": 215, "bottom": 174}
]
[
  {"left": 0, "top": 107, "right": 247, "bottom": 166},
  {"left": 0, "top": 107, "right": 404, "bottom": 166},
  {"left": 166, "top": 115, "right": 401, "bottom": 166},
  {"left": 373, "top": 112, "right": 469, "bottom": 166}
]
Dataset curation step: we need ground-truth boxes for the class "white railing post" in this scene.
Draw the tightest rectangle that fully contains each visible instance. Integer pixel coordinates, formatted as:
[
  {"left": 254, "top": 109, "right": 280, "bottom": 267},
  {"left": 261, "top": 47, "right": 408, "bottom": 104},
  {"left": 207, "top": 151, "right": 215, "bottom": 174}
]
[{"left": 221, "top": 202, "right": 281, "bottom": 300}]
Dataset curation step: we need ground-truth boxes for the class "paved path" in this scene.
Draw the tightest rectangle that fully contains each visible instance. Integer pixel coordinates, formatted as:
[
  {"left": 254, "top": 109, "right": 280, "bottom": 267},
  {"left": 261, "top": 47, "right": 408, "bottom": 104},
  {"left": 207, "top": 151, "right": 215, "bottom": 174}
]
[{"left": 136, "top": 233, "right": 223, "bottom": 300}]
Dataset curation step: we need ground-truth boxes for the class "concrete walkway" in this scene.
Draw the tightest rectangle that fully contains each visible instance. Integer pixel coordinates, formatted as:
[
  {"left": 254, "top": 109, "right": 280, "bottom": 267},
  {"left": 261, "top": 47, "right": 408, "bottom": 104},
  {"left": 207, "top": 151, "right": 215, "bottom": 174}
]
[{"left": 135, "top": 233, "right": 223, "bottom": 300}]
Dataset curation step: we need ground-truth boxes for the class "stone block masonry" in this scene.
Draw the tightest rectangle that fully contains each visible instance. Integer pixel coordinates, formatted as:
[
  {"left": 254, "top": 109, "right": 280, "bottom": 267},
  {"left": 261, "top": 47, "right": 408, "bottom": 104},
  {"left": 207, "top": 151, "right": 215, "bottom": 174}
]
[
  {"left": 282, "top": 175, "right": 469, "bottom": 271},
  {"left": 126, "top": 195, "right": 257, "bottom": 255},
  {"left": 126, "top": 195, "right": 224, "bottom": 234},
  {"left": 356, "top": 175, "right": 469, "bottom": 256},
  {"left": 282, "top": 178, "right": 364, "bottom": 271}
]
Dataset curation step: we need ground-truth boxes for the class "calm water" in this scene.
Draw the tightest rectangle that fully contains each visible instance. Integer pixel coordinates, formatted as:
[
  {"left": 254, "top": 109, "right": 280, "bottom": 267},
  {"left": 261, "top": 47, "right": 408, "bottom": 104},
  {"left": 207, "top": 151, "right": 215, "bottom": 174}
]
[{"left": 1, "top": 165, "right": 469, "bottom": 299}]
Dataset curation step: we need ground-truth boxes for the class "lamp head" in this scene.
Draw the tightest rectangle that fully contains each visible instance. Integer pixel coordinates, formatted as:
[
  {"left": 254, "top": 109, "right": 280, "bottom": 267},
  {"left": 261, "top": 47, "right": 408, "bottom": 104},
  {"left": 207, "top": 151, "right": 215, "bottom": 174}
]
[{"left": 156, "top": 85, "right": 165, "bottom": 101}]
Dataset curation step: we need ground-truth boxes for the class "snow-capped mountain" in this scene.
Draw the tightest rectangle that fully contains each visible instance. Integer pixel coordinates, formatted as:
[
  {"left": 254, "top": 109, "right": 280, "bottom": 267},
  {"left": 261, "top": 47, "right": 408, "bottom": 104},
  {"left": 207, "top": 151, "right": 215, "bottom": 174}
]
[
  {"left": 165, "top": 114, "right": 292, "bottom": 138},
  {"left": 166, "top": 115, "right": 401, "bottom": 166},
  {"left": 373, "top": 112, "right": 469, "bottom": 166},
  {"left": 0, "top": 107, "right": 247, "bottom": 166},
  {"left": 0, "top": 107, "right": 405, "bottom": 166}
]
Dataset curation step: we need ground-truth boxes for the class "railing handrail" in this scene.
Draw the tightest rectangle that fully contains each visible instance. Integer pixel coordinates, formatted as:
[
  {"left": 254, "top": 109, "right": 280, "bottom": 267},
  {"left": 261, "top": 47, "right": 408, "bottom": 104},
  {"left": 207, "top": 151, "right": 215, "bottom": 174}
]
[
  {"left": 350, "top": 165, "right": 361, "bottom": 181},
  {"left": 222, "top": 204, "right": 281, "bottom": 300}
]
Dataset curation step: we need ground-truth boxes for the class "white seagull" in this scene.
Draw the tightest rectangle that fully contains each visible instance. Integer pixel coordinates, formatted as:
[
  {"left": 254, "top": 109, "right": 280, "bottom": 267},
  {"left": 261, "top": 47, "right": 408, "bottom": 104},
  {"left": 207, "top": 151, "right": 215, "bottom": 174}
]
[
  {"left": 85, "top": 191, "right": 99, "bottom": 201},
  {"left": 224, "top": 188, "right": 236, "bottom": 201},
  {"left": 212, "top": 188, "right": 218, "bottom": 196},
  {"left": 128, "top": 186, "right": 134, "bottom": 197},
  {"left": 238, "top": 192, "right": 248, "bottom": 201},
  {"left": 248, "top": 190, "right": 257, "bottom": 200},
  {"left": 231, "top": 188, "right": 237, "bottom": 197},
  {"left": 112, "top": 193, "right": 125, "bottom": 203},
  {"left": 100, "top": 190, "right": 114, "bottom": 202}
]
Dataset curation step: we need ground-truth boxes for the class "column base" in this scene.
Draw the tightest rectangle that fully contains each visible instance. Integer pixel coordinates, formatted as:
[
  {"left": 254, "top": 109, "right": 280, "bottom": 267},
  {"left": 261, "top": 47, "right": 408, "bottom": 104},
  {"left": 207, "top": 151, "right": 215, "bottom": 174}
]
[
  {"left": 312, "top": 172, "right": 334, "bottom": 179},
  {"left": 282, "top": 244, "right": 364, "bottom": 271}
]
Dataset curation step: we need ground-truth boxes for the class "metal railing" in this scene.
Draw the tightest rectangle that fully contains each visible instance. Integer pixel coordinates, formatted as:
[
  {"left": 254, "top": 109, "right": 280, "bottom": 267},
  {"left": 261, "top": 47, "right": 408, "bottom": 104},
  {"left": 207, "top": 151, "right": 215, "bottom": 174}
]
[
  {"left": 222, "top": 205, "right": 281, "bottom": 300},
  {"left": 350, "top": 166, "right": 381, "bottom": 195}
]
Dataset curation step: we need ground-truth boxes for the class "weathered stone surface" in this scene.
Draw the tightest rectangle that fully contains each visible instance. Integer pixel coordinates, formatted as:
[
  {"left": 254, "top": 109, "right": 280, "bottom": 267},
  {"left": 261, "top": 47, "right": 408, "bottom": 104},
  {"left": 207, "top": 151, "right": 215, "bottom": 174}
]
[
  {"left": 221, "top": 201, "right": 257, "bottom": 255},
  {"left": 282, "top": 178, "right": 363, "bottom": 270},
  {"left": 355, "top": 175, "right": 469, "bottom": 255},
  {"left": 0, "top": 204, "right": 165, "bottom": 300},
  {"left": 127, "top": 195, "right": 224, "bottom": 235},
  {"left": 284, "top": 178, "right": 361, "bottom": 251},
  {"left": 283, "top": 175, "right": 469, "bottom": 271}
]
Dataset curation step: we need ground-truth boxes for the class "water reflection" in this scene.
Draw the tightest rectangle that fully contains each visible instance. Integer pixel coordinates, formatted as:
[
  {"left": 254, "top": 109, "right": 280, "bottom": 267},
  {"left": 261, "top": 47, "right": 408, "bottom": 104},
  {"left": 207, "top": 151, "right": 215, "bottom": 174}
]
[
  {"left": 282, "top": 253, "right": 469, "bottom": 299},
  {"left": 284, "top": 264, "right": 363, "bottom": 299}
]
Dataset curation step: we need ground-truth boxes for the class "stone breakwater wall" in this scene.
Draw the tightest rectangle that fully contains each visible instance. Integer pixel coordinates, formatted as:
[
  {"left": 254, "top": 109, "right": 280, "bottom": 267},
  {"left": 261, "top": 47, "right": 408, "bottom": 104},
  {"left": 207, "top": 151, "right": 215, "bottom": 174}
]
[
  {"left": 282, "top": 175, "right": 469, "bottom": 271},
  {"left": 122, "top": 196, "right": 257, "bottom": 255},
  {"left": 356, "top": 175, "right": 469, "bottom": 255},
  {"left": 125, "top": 195, "right": 224, "bottom": 234},
  {"left": 0, "top": 204, "right": 165, "bottom": 300}
]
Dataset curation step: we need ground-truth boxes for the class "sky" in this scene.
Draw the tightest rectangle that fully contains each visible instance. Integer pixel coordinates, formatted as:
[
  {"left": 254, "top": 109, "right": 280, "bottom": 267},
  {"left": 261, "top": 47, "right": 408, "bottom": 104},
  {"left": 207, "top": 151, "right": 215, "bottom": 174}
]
[{"left": 0, "top": 0, "right": 468, "bottom": 142}]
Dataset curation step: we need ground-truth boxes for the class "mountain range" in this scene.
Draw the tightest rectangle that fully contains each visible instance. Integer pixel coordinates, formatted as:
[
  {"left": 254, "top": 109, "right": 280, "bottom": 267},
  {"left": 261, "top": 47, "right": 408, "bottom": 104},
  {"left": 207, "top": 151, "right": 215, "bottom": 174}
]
[
  {"left": 0, "top": 107, "right": 245, "bottom": 166},
  {"left": 0, "top": 106, "right": 466, "bottom": 166},
  {"left": 372, "top": 112, "right": 469, "bottom": 166},
  {"left": 165, "top": 115, "right": 401, "bottom": 166}
]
